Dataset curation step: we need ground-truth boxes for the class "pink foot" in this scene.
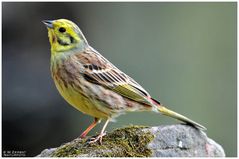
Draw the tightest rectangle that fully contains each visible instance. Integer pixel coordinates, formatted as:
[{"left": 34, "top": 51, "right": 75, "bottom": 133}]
[{"left": 88, "top": 132, "right": 106, "bottom": 144}]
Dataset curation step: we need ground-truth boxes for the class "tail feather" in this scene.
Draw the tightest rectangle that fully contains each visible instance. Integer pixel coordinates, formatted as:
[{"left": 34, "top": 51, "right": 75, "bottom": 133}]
[
  {"left": 150, "top": 98, "right": 206, "bottom": 130},
  {"left": 157, "top": 105, "right": 206, "bottom": 130}
]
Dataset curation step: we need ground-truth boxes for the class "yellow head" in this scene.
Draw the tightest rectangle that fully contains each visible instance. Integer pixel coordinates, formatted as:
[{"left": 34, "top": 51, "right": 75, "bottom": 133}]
[{"left": 43, "top": 19, "right": 88, "bottom": 53}]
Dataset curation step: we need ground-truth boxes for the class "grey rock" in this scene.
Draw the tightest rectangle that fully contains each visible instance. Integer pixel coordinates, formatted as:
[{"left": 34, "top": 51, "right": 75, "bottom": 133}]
[
  {"left": 37, "top": 124, "right": 225, "bottom": 157},
  {"left": 37, "top": 148, "right": 56, "bottom": 157},
  {"left": 147, "top": 124, "right": 225, "bottom": 157}
]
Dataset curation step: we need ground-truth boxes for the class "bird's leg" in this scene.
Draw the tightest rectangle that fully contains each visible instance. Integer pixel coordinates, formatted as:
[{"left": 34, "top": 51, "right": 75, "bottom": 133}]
[
  {"left": 80, "top": 118, "right": 100, "bottom": 138},
  {"left": 89, "top": 119, "right": 110, "bottom": 144}
]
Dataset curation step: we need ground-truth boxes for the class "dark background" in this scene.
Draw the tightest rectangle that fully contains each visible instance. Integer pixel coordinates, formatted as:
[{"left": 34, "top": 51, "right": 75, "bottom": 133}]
[{"left": 2, "top": 2, "right": 237, "bottom": 157}]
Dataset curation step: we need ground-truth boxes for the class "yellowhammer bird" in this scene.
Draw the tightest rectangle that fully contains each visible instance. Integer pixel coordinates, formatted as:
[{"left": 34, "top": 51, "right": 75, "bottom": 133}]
[{"left": 43, "top": 19, "right": 206, "bottom": 144}]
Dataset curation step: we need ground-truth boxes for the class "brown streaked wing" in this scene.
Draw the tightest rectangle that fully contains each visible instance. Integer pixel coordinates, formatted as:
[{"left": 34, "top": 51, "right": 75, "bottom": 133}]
[{"left": 74, "top": 49, "right": 152, "bottom": 105}]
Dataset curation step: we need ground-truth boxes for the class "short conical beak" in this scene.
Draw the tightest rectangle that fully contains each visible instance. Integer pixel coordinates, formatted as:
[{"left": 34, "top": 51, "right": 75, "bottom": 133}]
[{"left": 42, "top": 20, "right": 54, "bottom": 28}]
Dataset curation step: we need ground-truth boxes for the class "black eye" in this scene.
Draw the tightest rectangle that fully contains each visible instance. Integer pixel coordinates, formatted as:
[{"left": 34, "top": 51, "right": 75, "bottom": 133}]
[{"left": 58, "top": 27, "right": 66, "bottom": 33}]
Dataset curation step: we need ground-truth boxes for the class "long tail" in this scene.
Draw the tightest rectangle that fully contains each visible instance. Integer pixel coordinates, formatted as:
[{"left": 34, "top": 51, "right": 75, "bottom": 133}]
[{"left": 151, "top": 98, "right": 207, "bottom": 130}]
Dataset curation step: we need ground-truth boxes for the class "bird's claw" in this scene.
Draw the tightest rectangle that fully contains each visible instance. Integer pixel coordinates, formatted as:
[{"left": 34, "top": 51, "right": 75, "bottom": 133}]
[{"left": 88, "top": 132, "right": 106, "bottom": 144}]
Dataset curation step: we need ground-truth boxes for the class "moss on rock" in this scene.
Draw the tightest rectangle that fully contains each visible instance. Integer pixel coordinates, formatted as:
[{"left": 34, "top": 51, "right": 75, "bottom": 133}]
[{"left": 50, "top": 125, "right": 154, "bottom": 157}]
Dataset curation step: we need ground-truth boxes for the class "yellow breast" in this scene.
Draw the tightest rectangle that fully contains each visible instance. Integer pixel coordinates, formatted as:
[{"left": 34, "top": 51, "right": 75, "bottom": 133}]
[{"left": 52, "top": 73, "right": 109, "bottom": 119}]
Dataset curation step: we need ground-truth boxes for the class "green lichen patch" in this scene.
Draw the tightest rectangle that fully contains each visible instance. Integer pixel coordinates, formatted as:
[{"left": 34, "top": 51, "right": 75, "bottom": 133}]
[{"left": 50, "top": 125, "right": 154, "bottom": 157}]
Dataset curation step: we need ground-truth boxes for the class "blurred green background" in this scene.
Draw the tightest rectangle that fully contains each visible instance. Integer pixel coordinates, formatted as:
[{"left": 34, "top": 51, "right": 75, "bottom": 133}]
[{"left": 2, "top": 2, "right": 236, "bottom": 157}]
